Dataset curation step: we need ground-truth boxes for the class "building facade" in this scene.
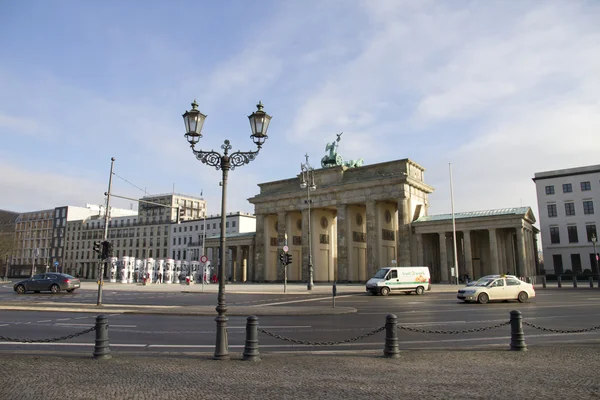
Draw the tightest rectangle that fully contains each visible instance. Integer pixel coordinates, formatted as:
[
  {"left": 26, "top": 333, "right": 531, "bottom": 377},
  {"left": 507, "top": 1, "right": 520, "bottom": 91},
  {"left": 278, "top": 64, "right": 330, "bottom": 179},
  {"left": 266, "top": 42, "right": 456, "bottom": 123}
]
[
  {"left": 246, "top": 158, "right": 540, "bottom": 283},
  {"left": 533, "top": 165, "right": 599, "bottom": 275},
  {"left": 63, "top": 193, "right": 206, "bottom": 278}
]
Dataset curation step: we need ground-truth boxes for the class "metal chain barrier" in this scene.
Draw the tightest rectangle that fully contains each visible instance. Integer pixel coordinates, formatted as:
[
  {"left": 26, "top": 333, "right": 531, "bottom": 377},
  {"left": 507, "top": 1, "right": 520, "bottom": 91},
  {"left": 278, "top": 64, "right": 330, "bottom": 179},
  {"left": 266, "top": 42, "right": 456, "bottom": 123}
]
[
  {"left": 258, "top": 326, "right": 385, "bottom": 346},
  {"left": 397, "top": 320, "right": 510, "bottom": 335},
  {"left": 522, "top": 321, "right": 600, "bottom": 334},
  {"left": 0, "top": 326, "right": 96, "bottom": 343}
]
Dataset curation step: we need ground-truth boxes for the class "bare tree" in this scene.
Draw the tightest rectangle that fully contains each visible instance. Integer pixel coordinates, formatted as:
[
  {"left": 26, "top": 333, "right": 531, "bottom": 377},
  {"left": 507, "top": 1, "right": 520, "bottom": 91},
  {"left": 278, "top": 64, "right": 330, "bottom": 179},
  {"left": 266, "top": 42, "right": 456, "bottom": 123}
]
[{"left": 0, "top": 233, "right": 16, "bottom": 279}]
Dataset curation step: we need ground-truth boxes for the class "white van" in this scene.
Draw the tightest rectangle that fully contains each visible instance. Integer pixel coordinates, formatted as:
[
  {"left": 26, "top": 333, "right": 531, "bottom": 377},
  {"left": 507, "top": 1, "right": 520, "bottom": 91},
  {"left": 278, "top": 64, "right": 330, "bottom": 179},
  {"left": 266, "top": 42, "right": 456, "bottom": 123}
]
[{"left": 366, "top": 266, "right": 431, "bottom": 296}]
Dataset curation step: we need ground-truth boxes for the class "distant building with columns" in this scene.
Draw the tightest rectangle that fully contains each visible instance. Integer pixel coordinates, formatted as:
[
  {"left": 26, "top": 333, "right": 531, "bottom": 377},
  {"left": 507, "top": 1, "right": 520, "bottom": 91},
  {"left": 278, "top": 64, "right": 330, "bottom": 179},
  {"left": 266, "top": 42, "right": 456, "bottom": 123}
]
[{"left": 244, "top": 158, "right": 540, "bottom": 283}]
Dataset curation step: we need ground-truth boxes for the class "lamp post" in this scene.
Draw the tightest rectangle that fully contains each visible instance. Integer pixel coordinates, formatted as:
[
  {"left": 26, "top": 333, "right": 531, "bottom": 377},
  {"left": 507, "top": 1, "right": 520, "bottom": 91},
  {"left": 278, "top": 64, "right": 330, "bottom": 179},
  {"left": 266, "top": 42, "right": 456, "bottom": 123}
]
[
  {"left": 592, "top": 233, "right": 598, "bottom": 275},
  {"left": 300, "top": 154, "right": 316, "bottom": 290},
  {"left": 181, "top": 99, "right": 271, "bottom": 360}
]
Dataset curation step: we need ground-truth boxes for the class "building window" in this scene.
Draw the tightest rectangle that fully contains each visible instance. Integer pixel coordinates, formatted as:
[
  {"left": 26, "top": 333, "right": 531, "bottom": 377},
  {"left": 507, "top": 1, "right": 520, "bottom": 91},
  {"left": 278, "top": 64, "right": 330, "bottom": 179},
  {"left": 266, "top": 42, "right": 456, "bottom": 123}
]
[
  {"left": 581, "top": 181, "right": 591, "bottom": 191},
  {"left": 565, "top": 202, "right": 575, "bottom": 216},
  {"left": 562, "top": 183, "right": 572, "bottom": 193},
  {"left": 571, "top": 254, "right": 582, "bottom": 273},
  {"left": 547, "top": 204, "right": 557, "bottom": 218},
  {"left": 226, "top": 222, "right": 229, "bottom": 228},
  {"left": 552, "top": 254, "right": 563, "bottom": 275},
  {"left": 586, "top": 225, "right": 597, "bottom": 242},
  {"left": 178, "top": 237, "right": 181, "bottom": 245},
  {"left": 173, "top": 238, "right": 176, "bottom": 245},
  {"left": 583, "top": 201, "right": 594, "bottom": 215},
  {"left": 232, "top": 221, "right": 236, "bottom": 228},
  {"left": 550, "top": 227, "right": 560, "bottom": 244},
  {"left": 567, "top": 226, "right": 578, "bottom": 243}
]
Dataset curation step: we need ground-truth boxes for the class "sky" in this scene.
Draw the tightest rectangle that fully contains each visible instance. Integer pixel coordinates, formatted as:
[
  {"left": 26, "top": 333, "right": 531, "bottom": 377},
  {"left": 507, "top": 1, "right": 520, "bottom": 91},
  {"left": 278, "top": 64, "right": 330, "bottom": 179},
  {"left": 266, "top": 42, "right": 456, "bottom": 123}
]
[{"left": 1, "top": 0, "right": 599, "bottom": 225}]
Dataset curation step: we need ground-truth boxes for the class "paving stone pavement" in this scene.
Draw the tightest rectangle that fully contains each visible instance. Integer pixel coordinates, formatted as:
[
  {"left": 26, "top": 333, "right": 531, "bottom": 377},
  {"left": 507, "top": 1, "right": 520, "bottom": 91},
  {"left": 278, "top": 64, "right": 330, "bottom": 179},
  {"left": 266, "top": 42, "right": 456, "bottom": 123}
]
[{"left": 1, "top": 346, "right": 599, "bottom": 400}]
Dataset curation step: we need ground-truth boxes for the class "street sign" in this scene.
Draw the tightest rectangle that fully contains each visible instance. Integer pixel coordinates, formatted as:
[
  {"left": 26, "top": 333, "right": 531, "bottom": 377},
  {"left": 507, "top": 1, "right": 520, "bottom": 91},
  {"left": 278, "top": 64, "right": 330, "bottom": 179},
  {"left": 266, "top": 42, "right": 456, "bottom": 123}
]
[
  {"left": 283, "top": 245, "right": 289, "bottom": 253},
  {"left": 54, "top": 261, "right": 59, "bottom": 267},
  {"left": 200, "top": 255, "right": 208, "bottom": 263}
]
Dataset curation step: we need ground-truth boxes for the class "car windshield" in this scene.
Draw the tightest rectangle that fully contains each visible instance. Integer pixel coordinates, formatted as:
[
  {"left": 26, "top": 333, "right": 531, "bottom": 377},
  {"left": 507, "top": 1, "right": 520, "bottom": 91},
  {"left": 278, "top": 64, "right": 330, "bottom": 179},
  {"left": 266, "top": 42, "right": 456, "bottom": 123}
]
[
  {"left": 373, "top": 268, "right": 389, "bottom": 279},
  {"left": 473, "top": 278, "right": 495, "bottom": 287}
]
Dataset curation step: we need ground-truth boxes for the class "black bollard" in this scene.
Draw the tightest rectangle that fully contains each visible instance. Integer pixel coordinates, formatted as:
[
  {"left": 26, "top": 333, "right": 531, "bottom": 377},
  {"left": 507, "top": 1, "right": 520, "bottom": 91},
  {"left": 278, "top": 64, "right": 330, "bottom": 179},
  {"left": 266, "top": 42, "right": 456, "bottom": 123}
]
[
  {"left": 573, "top": 276, "right": 578, "bottom": 288},
  {"left": 93, "top": 314, "right": 112, "bottom": 360},
  {"left": 383, "top": 314, "right": 400, "bottom": 358},
  {"left": 557, "top": 276, "right": 562, "bottom": 288},
  {"left": 590, "top": 277, "right": 594, "bottom": 288},
  {"left": 242, "top": 315, "right": 260, "bottom": 362},
  {"left": 509, "top": 310, "right": 527, "bottom": 351},
  {"left": 542, "top": 275, "right": 547, "bottom": 289}
]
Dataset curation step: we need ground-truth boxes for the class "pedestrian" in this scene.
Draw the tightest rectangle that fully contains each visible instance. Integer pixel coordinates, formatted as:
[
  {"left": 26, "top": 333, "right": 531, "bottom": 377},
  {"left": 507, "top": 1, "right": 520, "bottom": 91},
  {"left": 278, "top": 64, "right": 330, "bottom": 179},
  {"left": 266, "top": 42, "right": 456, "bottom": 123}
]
[{"left": 158, "top": 272, "right": 162, "bottom": 284}]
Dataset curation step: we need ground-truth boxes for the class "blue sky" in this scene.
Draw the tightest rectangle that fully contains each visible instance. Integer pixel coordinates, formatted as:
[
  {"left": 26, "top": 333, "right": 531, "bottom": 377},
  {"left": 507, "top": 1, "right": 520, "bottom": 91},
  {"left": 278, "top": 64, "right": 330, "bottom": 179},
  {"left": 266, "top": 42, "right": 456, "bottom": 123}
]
[{"left": 1, "top": 0, "right": 599, "bottom": 223}]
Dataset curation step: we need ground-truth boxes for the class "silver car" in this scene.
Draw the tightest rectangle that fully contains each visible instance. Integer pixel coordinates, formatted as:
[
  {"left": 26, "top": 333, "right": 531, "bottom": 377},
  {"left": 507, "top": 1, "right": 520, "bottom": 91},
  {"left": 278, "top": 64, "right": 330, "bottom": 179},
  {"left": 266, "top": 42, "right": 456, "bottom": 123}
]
[{"left": 13, "top": 273, "right": 81, "bottom": 294}]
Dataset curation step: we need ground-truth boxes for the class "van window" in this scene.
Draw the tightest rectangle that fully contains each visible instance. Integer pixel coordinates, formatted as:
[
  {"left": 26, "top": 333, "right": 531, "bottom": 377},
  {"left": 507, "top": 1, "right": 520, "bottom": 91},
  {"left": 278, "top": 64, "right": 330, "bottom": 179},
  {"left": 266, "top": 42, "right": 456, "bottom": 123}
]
[
  {"left": 373, "top": 268, "right": 389, "bottom": 279},
  {"left": 387, "top": 270, "right": 398, "bottom": 279}
]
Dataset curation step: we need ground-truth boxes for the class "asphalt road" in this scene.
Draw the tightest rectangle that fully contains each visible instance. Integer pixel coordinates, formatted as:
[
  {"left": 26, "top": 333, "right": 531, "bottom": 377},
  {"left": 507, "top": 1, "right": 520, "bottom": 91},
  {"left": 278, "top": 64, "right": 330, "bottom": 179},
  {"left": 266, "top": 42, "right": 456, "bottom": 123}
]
[{"left": 1, "top": 286, "right": 600, "bottom": 354}]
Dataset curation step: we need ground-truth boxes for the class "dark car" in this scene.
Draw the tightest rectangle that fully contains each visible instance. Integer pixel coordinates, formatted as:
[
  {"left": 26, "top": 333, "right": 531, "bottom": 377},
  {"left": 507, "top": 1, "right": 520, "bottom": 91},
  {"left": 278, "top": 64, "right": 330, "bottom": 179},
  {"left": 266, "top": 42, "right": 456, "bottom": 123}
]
[{"left": 13, "top": 273, "right": 81, "bottom": 294}]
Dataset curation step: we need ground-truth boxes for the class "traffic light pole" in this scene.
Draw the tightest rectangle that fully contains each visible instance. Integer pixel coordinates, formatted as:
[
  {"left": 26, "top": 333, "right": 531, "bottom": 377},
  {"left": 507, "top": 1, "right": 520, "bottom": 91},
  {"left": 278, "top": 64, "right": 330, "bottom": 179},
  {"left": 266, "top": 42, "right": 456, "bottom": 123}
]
[{"left": 97, "top": 157, "right": 115, "bottom": 306}]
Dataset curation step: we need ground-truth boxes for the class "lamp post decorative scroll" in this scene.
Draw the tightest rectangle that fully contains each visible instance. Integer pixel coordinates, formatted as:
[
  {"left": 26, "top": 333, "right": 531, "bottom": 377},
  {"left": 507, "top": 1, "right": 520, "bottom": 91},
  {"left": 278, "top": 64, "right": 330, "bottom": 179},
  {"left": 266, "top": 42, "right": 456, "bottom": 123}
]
[
  {"left": 300, "top": 153, "right": 316, "bottom": 290},
  {"left": 182, "top": 99, "right": 272, "bottom": 361}
]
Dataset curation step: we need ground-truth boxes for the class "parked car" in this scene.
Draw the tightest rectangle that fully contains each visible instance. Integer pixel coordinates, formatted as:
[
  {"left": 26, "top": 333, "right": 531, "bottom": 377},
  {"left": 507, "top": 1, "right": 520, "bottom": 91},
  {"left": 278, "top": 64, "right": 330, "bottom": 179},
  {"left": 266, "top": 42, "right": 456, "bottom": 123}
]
[
  {"left": 457, "top": 276, "right": 535, "bottom": 304},
  {"left": 13, "top": 273, "right": 81, "bottom": 294},
  {"left": 466, "top": 274, "right": 518, "bottom": 286}
]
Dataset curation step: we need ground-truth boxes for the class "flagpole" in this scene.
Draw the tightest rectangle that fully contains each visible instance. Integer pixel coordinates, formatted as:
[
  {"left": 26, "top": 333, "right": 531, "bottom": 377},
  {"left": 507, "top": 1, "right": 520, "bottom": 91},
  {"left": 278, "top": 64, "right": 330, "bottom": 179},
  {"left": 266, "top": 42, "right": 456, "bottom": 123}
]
[{"left": 449, "top": 163, "right": 459, "bottom": 285}]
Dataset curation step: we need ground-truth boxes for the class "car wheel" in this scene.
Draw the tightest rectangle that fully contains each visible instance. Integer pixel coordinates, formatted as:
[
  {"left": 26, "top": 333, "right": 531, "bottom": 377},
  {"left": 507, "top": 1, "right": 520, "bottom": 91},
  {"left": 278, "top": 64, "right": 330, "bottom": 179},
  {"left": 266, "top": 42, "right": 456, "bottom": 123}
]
[
  {"left": 50, "top": 284, "right": 60, "bottom": 294},
  {"left": 415, "top": 286, "right": 425, "bottom": 295},
  {"left": 380, "top": 287, "right": 390, "bottom": 296},
  {"left": 15, "top": 285, "right": 26, "bottom": 295},
  {"left": 477, "top": 293, "right": 489, "bottom": 304},
  {"left": 518, "top": 291, "right": 529, "bottom": 303}
]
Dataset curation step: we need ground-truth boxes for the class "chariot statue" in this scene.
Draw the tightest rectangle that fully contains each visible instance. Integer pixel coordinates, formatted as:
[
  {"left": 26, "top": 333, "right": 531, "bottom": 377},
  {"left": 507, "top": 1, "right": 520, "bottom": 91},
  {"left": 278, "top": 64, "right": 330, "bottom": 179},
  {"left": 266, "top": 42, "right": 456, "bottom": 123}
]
[{"left": 321, "top": 132, "right": 364, "bottom": 169}]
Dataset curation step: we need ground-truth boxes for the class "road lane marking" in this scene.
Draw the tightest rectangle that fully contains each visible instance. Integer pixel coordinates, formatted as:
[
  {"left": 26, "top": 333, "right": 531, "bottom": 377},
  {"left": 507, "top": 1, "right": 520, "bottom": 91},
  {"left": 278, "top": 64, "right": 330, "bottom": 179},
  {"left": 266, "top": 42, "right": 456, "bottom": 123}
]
[
  {"left": 0, "top": 324, "right": 7, "bottom": 327},
  {"left": 55, "top": 318, "right": 71, "bottom": 321},
  {"left": 37, "top": 320, "right": 52, "bottom": 323},
  {"left": 75, "top": 316, "right": 89, "bottom": 320},
  {"left": 55, "top": 323, "right": 137, "bottom": 327},
  {"left": 227, "top": 325, "right": 312, "bottom": 329},
  {"left": 257, "top": 294, "right": 358, "bottom": 307}
]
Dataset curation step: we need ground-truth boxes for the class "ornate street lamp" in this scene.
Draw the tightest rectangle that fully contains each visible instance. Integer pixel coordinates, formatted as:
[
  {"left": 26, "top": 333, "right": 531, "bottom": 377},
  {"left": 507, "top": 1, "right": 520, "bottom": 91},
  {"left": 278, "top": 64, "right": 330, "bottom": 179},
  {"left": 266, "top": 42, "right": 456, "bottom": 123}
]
[
  {"left": 300, "top": 154, "right": 316, "bottom": 290},
  {"left": 182, "top": 99, "right": 272, "bottom": 360}
]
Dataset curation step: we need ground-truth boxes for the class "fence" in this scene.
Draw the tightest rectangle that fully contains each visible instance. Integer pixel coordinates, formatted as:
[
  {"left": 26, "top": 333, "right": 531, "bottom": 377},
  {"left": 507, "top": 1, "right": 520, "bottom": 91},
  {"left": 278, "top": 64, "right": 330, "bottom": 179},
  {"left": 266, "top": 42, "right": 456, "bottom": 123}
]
[{"left": 2, "top": 312, "right": 600, "bottom": 361}]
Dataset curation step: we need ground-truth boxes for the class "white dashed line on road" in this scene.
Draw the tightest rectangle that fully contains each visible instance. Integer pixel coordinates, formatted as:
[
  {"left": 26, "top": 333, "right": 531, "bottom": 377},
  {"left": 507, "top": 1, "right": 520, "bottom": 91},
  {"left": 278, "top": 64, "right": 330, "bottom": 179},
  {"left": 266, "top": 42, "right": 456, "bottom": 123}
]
[{"left": 37, "top": 320, "right": 52, "bottom": 323}]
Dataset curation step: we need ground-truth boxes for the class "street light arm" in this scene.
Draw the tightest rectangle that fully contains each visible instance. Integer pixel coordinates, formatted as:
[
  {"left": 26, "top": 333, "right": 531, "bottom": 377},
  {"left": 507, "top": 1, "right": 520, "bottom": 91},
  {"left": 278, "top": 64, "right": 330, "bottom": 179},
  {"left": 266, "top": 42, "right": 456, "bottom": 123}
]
[{"left": 191, "top": 139, "right": 260, "bottom": 171}]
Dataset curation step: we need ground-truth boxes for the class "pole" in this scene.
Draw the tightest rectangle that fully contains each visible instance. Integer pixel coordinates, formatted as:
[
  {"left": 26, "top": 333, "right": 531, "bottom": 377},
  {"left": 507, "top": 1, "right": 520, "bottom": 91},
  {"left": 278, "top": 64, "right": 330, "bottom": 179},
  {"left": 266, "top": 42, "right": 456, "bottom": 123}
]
[
  {"left": 214, "top": 156, "right": 230, "bottom": 360},
  {"left": 284, "top": 231, "right": 288, "bottom": 294},
  {"left": 97, "top": 157, "right": 115, "bottom": 306},
  {"left": 449, "top": 163, "right": 459, "bottom": 285},
  {"left": 592, "top": 235, "right": 598, "bottom": 276},
  {"left": 202, "top": 213, "right": 206, "bottom": 292},
  {"left": 307, "top": 185, "right": 314, "bottom": 290}
]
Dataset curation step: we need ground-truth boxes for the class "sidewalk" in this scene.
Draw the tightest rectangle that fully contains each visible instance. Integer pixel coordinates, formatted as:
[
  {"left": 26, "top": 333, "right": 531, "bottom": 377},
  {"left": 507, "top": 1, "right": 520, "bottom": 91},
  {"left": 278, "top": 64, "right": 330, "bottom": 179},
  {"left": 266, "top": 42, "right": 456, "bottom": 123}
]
[{"left": 1, "top": 346, "right": 599, "bottom": 399}]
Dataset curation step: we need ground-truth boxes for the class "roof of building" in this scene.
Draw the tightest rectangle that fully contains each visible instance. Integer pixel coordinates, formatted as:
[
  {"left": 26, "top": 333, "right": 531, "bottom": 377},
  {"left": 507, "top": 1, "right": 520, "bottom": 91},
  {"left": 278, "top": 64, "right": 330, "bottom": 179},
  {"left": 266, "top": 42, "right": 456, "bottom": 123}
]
[{"left": 414, "top": 207, "right": 532, "bottom": 223}]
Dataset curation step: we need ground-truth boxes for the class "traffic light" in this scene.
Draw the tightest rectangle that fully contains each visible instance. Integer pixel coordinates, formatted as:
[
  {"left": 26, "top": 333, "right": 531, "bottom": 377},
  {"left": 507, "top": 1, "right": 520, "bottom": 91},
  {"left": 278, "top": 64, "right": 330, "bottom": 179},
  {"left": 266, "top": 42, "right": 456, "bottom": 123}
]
[
  {"left": 279, "top": 252, "right": 285, "bottom": 264},
  {"left": 93, "top": 241, "right": 101, "bottom": 257},
  {"left": 285, "top": 253, "right": 292, "bottom": 265},
  {"left": 101, "top": 241, "right": 114, "bottom": 259}
]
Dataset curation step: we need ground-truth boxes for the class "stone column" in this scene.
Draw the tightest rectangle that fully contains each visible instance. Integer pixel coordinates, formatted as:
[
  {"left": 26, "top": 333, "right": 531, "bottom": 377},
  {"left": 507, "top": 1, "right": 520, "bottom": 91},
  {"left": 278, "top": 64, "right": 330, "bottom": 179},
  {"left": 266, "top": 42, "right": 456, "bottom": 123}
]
[
  {"left": 439, "top": 233, "right": 448, "bottom": 282},
  {"left": 463, "top": 230, "right": 473, "bottom": 278},
  {"left": 277, "top": 211, "right": 287, "bottom": 281},
  {"left": 248, "top": 244, "right": 255, "bottom": 282},
  {"left": 254, "top": 214, "right": 266, "bottom": 282},
  {"left": 235, "top": 245, "right": 242, "bottom": 282},
  {"left": 416, "top": 233, "right": 424, "bottom": 266},
  {"left": 336, "top": 204, "right": 349, "bottom": 282},
  {"left": 301, "top": 208, "right": 309, "bottom": 282},
  {"left": 396, "top": 197, "right": 411, "bottom": 266},
  {"left": 366, "top": 201, "right": 378, "bottom": 277},
  {"left": 489, "top": 228, "right": 500, "bottom": 275},
  {"left": 516, "top": 226, "right": 525, "bottom": 277}
]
